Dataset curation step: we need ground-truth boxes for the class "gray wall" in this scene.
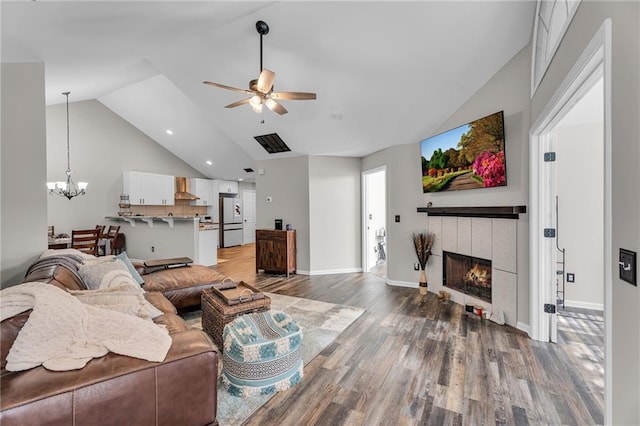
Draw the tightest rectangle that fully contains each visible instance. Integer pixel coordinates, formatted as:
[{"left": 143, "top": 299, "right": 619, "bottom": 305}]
[
  {"left": 255, "top": 155, "right": 362, "bottom": 274},
  {"left": 255, "top": 156, "right": 311, "bottom": 272},
  {"left": 308, "top": 156, "right": 361, "bottom": 273},
  {"left": 362, "top": 143, "right": 425, "bottom": 285},
  {"left": 1, "top": 63, "right": 48, "bottom": 287},
  {"left": 46, "top": 100, "right": 205, "bottom": 235},
  {"left": 529, "top": 2, "right": 640, "bottom": 422},
  {"left": 362, "top": 44, "right": 531, "bottom": 329}
]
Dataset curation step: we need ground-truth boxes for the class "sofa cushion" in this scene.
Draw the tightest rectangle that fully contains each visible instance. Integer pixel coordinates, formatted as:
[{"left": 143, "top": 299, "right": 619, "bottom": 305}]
[
  {"left": 144, "top": 292, "right": 177, "bottom": 315},
  {"left": 142, "top": 265, "right": 227, "bottom": 310}
]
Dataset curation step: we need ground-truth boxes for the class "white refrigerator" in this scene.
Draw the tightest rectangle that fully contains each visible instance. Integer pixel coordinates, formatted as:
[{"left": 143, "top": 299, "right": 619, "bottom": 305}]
[{"left": 220, "top": 196, "right": 243, "bottom": 247}]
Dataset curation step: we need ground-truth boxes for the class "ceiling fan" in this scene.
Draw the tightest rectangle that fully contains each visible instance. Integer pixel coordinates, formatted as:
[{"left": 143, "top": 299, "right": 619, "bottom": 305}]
[{"left": 203, "top": 20, "right": 316, "bottom": 115}]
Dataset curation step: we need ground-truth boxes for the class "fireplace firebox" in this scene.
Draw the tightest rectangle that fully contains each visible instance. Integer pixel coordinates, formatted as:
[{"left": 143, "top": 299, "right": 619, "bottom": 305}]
[{"left": 443, "top": 251, "right": 492, "bottom": 303}]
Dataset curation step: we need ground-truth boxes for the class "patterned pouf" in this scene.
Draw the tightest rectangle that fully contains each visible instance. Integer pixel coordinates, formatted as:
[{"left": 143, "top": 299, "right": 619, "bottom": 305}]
[{"left": 222, "top": 310, "right": 303, "bottom": 397}]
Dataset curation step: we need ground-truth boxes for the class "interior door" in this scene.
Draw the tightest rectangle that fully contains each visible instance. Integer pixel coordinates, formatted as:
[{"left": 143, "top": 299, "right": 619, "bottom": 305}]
[{"left": 243, "top": 190, "right": 256, "bottom": 244}]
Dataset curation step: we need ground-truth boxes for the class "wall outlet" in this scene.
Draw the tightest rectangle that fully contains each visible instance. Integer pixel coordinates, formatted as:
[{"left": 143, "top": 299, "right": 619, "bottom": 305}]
[
  {"left": 566, "top": 273, "right": 575, "bottom": 283},
  {"left": 619, "top": 248, "right": 637, "bottom": 285},
  {"left": 414, "top": 262, "right": 419, "bottom": 271},
  {"left": 395, "top": 215, "right": 400, "bottom": 223},
  {"left": 151, "top": 246, "right": 155, "bottom": 253}
]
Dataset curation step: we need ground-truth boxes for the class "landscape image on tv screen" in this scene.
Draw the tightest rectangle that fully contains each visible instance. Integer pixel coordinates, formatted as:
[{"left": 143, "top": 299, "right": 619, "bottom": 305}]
[{"left": 421, "top": 111, "right": 506, "bottom": 193}]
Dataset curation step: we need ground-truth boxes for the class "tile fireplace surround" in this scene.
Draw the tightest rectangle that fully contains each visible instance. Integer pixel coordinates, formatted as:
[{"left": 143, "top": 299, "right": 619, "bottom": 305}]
[{"left": 426, "top": 215, "right": 519, "bottom": 327}]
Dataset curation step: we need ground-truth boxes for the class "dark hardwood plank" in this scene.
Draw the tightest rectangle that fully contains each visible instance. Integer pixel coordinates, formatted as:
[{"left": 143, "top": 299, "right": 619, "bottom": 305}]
[{"left": 212, "top": 245, "right": 604, "bottom": 425}]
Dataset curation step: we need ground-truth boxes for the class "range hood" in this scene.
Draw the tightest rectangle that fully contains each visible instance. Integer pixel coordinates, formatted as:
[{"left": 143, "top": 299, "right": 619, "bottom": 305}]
[{"left": 174, "top": 177, "right": 199, "bottom": 201}]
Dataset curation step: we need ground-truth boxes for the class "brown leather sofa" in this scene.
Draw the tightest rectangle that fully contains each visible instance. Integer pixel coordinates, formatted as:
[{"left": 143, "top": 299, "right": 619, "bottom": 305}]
[
  {"left": 1, "top": 255, "right": 223, "bottom": 425},
  {"left": 141, "top": 264, "right": 227, "bottom": 311}
]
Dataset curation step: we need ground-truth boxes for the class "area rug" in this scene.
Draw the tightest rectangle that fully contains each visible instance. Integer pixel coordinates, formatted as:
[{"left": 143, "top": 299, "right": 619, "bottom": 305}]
[{"left": 183, "top": 293, "right": 365, "bottom": 426}]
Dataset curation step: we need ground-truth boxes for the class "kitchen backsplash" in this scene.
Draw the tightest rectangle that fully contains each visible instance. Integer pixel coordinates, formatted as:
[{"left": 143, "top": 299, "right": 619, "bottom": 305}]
[{"left": 129, "top": 200, "right": 208, "bottom": 217}]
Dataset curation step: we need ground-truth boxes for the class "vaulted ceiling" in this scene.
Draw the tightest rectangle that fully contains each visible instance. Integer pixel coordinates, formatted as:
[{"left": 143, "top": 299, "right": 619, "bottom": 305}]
[{"left": 2, "top": 1, "right": 536, "bottom": 181}]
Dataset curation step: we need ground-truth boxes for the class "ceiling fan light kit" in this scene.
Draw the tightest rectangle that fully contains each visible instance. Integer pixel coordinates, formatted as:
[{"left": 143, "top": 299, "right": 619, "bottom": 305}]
[{"left": 203, "top": 20, "right": 316, "bottom": 115}]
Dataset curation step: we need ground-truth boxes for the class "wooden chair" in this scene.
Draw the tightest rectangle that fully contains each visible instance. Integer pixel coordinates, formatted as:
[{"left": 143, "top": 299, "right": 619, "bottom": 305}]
[
  {"left": 72, "top": 228, "right": 102, "bottom": 256},
  {"left": 101, "top": 225, "right": 121, "bottom": 256}
]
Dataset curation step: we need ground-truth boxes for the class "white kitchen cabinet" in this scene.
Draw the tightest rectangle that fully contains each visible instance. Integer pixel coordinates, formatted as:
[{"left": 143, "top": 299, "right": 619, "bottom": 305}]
[
  {"left": 123, "top": 171, "right": 174, "bottom": 206},
  {"left": 215, "top": 180, "right": 238, "bottom": 194},
  {"left": 190, "top": 178, "right": 214, "bottom": 206}
]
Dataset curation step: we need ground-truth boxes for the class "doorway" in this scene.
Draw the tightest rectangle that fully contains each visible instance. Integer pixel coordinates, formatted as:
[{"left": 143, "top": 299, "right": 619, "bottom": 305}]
[
  {"left": 242, "top": 189, "right": 256, "bottom": 245},
  {"left": 362, "top": 167, "right": 386, "bottom": 278},
  {"left": 529, "top": 19, "right": 611, "bottom": 422}
]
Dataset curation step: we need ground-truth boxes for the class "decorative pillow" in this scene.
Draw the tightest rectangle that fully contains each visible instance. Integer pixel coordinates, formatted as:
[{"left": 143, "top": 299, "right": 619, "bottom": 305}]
[
  {"left": 116, "top": 251, "right": 145, "bottom": 285},
  {"left": 78, "top": 259, "right": 132, "bottom": 290},
  {"left": 71, "top": 284, "right": 163, "bottom": 320}
]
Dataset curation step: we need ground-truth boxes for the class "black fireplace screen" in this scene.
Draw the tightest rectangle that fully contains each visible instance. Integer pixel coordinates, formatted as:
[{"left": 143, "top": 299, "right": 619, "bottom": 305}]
[{"left": 443, "top": 251, "right": 492, "bottom": 303}]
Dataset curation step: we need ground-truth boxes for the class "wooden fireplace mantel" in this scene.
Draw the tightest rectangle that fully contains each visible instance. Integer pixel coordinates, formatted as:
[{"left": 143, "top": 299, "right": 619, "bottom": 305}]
[{"left": 416, "top": 205, "right": 526, "bottom": 219}]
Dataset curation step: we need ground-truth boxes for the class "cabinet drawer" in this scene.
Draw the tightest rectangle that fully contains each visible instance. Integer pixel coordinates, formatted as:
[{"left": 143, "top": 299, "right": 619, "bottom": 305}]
[{"left": 256, "top": 230, "right": 286, "bottom": 241}]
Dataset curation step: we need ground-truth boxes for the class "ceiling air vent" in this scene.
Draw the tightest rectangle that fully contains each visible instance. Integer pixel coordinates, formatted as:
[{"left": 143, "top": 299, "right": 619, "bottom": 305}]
[
  {"left": 244, "top": 168, "right": 255, "bottom": 173},
  {"left": 254, "top": 133, "right": 291, "bottom": 154}
]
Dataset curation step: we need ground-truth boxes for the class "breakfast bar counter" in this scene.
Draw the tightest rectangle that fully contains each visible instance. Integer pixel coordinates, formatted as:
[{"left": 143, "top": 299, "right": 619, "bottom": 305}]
[{"left": 105, "top": 216, "right": 218, "bottom": 266}]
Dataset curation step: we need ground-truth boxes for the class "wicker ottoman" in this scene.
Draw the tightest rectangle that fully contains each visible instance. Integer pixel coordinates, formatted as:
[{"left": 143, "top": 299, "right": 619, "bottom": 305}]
[
  {"left": 222, "top": 311, "right": 303, "bottom": 397},
  {"left": 201, "top": 286, "right": 270, "bottom": 350}
]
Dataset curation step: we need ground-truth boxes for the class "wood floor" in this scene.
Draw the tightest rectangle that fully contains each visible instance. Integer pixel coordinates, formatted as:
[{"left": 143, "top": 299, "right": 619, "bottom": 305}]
[{"left": 212, "top": 245, "right": 604, "bottom": 425}]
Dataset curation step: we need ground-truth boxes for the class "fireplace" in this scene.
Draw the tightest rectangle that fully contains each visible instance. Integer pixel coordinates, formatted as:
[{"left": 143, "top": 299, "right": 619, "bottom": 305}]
[{"left": 443, "top": 251, "right": 492, "bottom": 303}]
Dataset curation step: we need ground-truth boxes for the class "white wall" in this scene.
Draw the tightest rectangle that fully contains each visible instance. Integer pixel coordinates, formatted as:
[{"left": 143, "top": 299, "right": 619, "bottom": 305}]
[
  {"left": 555, "top": 122, "right": 604, "bottom": 309},
  {"left": 530, "top": 2, "right": 640, "bottom": 422},
  {"left": 255, "top": 156, "right": 311, "bottom": 271},
  {"left": 1, "top": 63, "right": 48, "bottom": 287},
  {"left": 308, "top": 156, "right": 361, "bottom": 274},
  {"left": 46, "top": 100, "right": 205, "bottom": 235}
]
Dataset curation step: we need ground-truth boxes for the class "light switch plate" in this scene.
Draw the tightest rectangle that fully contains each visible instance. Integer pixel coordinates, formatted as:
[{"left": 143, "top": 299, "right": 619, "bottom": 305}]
[
  {"left": 567, "top": 273, "right": 575, "bottom": 283},
  {"left": 619, "top": 248, "right": 637, "bottom": 286},
  {"left": 395, "top": 215, "right": 400, "bottom": 223}
]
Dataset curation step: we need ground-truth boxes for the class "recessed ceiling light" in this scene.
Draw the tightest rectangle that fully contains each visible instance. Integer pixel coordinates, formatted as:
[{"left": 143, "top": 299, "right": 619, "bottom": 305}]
[
  {"left": 206, "top": 160, "right": 213, "bottom": 166},
  {"left": 165, "top": 129, "right": 173, "bottom": 135},
  {"left": 238, "top": 178, "right": 244, "bottom": 181}
]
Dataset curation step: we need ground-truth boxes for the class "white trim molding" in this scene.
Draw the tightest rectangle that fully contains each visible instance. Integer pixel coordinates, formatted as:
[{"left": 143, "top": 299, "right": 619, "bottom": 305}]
[{"left": 529, "top": 18, "right": 612, "bottom": 425}]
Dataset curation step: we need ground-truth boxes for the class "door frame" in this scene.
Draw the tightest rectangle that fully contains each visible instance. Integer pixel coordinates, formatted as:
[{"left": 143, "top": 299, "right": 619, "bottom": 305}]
[
  {"left": 529, "top": 19, "right": 611, "bottom": 422},
  {"left": 361, "top": 166, "right": 387, "bottom": 274}
]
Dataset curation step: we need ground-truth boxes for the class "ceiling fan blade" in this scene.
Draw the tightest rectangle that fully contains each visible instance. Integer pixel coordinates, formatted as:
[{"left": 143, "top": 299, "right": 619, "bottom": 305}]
[
  {"left": 256, "top": 69, "right": 275, "bottom": 93},
  {"left": 271, "top": 91, "right": 317, "bottom": 101},
  {"left": 225, "top": 98, "right": 251, "bottom": 108},
  {"left": 203, "top": 81, "right": 253, "bottom": 94},
  {"left": 266, "top": 99, "right": 288, "bottom": 115}
]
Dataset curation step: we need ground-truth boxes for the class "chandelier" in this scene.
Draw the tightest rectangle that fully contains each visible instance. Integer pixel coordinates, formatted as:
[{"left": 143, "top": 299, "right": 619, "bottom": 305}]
[{"left": 47, "top": 91, "right": 88, "bottom": 199}]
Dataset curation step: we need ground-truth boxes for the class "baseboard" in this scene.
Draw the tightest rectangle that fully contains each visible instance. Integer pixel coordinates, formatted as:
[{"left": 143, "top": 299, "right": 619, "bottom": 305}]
[
  {"left": 517, "top": 322, "right": 531, "bottom": 336},
  {"left": 385, "top": 279, "right": 418, "bottom": 288},
  {"left": 564, "top": 300, "right": 604, "bottom": 311},
  {"left": 297, "top": 268, "right": 363, "bottom": 276}
]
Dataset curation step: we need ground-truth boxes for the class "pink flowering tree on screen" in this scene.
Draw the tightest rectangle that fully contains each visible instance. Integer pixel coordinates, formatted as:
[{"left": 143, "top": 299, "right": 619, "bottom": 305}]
[{"left": 472, "top": 151, "right": 505, "bottom": 187}]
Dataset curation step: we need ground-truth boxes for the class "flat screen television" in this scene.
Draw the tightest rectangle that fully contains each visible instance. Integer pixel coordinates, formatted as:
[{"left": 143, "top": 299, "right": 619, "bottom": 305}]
[{"left": 421, "top": 110, "right": 506, "bottom": 193}]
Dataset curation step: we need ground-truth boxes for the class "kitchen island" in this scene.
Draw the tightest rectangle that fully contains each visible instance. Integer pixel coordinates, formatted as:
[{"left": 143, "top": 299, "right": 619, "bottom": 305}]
[{"left": 105, "top": 216, "right": 218, "bottom": 266}]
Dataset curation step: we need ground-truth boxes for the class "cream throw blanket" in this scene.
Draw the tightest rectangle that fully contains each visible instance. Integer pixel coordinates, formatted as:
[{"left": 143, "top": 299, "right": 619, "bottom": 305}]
[{"left": 0, "top": 282, "right": 172, "bottom": 372}]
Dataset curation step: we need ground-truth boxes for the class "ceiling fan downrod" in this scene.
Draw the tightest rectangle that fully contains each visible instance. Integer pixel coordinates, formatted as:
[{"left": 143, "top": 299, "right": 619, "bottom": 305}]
[{"left": 256, "top": 20, "right": 269, "bottom": 72}]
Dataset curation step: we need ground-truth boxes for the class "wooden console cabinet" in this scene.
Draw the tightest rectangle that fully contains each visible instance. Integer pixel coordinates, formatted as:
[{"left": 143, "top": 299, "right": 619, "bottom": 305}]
[{"left": 255, "top": 229, "right": 296, "bottom": 277}]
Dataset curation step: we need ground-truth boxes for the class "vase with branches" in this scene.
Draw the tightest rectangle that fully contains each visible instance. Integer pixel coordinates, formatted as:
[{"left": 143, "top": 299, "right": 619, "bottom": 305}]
[{"left": 412, "top": 232, "right": 435, "bottom": 295}]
